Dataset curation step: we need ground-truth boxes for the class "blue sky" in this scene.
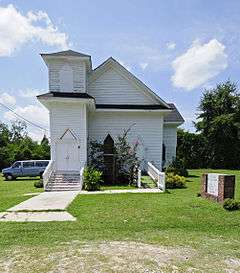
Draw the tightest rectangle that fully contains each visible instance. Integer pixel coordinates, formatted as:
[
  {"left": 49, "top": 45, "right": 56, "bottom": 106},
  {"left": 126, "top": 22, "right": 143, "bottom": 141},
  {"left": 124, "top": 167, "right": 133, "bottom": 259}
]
[{"left": 0, "top": 0, "right": 239, "bottom": 140}]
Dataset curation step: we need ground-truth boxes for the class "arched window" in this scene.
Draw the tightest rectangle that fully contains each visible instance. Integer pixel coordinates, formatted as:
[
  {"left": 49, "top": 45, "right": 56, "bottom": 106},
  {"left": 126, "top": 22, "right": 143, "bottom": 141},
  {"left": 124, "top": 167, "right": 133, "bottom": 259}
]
[
  {"left": 103, "top": 134, "right": 114, "bottom": 154},
  {"left": 103, "top": 134, "right": 115, "bottom": 184}
]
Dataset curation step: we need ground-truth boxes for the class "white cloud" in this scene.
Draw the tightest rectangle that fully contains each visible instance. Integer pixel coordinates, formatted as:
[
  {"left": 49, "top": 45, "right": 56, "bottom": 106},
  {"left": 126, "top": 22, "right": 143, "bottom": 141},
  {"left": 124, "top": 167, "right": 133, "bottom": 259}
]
[
  {"left": 4, "top": 104, "right": 49, "bottom": 141},
  {"left": 0, "top": 92, "right": 16, "bottom": 105},
  {"left": 0, "top": 4, "right": 69, "bottom": 57},
  {"left": 19, "top": 88, "right": 42, "bottom": 98},
  {"left": 171, "top": 39, "right": 228, "bottom": 91},
  {"left": 139, "top": 62, "right": 148, "bottom": 70},
  {"left": 166, "top": 42, "right": 176, "bottom": 50}
]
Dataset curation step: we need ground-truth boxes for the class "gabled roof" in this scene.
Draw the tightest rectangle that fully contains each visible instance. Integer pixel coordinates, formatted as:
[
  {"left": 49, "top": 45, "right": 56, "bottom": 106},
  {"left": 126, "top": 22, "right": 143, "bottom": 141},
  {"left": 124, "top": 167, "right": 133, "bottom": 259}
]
[
  {"left": 89, "top": 57, "right": 171, "bottom": 109},
  {"left": 164, "top": 103, "right": 184, "bottom": 124},
  {"left": 40, "top": 50, "right": 91, "bottom": 58}
]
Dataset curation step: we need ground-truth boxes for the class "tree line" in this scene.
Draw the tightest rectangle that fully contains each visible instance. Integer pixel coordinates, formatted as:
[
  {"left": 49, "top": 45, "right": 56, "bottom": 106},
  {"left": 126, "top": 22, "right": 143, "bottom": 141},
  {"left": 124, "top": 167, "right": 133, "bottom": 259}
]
[
  {"left": 0, "top": 120, "right": 50, "bottom": 170},
  {"left": 177, "top": 80, "right": 240, "bottom": 169}
]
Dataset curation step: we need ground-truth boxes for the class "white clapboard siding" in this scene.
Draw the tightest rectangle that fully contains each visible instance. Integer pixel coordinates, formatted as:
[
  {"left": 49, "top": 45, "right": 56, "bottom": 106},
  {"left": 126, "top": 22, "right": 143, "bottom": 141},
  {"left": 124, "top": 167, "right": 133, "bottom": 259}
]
[
  {"left": 50, "top": 103, "right": 87, "bottom": 164},
  {"left": 88, "top": 67, "right": 158, "bottom": 105},
  {"left": 48, "top": 59, "right": 86, "bottom": 93},
  {"left": 163, "top": 124, "right": 177, "bottom": 166},
  {"left": 88, "top": 111, "right": 164, "bottom": 170},
  {"left": 59, "top": 64, "right": 73, "bottom": 92}
]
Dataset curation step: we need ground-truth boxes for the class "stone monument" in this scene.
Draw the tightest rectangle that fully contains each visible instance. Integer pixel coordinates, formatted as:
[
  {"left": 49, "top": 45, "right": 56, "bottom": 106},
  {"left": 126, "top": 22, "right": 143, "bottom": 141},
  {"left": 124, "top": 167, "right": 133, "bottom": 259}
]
[{"left": 201, "top": 173, "right": 235, "bottom": 203}]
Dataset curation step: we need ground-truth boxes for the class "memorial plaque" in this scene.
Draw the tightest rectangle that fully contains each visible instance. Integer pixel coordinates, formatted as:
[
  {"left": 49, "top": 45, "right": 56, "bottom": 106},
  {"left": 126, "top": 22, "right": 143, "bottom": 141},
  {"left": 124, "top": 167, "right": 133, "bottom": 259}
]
[
  {"left": 207, "top": 173, "right": 219, "bottom": 196},
  {"left": 201, "top": 173, "right": 235, "bottom": 203}
]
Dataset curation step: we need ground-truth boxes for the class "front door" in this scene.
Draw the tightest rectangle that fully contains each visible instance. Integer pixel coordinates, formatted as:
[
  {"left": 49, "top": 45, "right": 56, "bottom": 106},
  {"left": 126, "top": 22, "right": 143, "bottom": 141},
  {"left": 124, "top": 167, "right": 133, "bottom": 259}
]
[{"left": 56, "top": 139, "right": 80, "bottom": 171}]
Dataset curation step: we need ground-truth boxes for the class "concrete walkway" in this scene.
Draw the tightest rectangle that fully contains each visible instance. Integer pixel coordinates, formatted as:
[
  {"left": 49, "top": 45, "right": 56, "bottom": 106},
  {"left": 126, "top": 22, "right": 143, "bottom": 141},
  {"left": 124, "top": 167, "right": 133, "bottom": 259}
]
[
  {"left": 0, "top": 188, "right": 162, "bottom": 222},
  {"left": 0, "top": 191, "right": 78, "bottom": 222},
  {"left": 0, "top": 211, "right": 76, "bottom": 222},
  {"left": 8, "top": 191, "right": 78, "bottom": 211}
]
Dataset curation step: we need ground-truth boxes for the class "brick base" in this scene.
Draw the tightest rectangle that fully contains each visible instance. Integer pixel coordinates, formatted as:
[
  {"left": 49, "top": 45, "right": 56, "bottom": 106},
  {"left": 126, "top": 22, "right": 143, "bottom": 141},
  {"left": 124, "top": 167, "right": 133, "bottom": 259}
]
[{"left": 201, "top": 174, "right": 235, "bottom": 203}]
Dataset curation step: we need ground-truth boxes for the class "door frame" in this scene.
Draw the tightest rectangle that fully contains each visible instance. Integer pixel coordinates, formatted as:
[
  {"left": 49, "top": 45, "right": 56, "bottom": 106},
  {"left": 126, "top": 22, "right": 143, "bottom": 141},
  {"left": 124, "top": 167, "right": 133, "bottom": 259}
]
[{"left": 55, "top": 129, "right": 81, "bottom": 172}]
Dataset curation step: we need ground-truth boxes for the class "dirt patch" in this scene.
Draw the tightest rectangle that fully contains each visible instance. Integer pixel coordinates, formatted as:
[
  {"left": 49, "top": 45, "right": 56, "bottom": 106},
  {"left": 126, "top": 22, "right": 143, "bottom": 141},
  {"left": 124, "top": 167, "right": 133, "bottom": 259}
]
[
  {"left": 0, "top": 241, "right": 238, "bottom": 273},
  {"left": 0, "top": 241, "right": 193, "bottom": 273}
]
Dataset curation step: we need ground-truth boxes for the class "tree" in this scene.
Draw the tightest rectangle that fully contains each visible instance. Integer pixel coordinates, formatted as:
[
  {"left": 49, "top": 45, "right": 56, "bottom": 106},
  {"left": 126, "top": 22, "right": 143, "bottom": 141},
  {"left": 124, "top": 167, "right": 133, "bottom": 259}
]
[
  {"left": 115, "top": 127, "right": 140, "bottom": 184},
  {"left": 177, "top": 129, "right": 207, "bottom": 169},
  {"left": 10, "top": 120, "right": 28, "bottom": 142},
  {"left": 0, "top": 122, "right": 11, "bottom": 169},
  {"left": 88, "top": 127, "right": 141, "bottom": 185},
  {"left": 195, "top": 80, "right": 240, "bottom": 169},
  {"left": 0, "top": 120, "right": 50, "bottom": 170}
]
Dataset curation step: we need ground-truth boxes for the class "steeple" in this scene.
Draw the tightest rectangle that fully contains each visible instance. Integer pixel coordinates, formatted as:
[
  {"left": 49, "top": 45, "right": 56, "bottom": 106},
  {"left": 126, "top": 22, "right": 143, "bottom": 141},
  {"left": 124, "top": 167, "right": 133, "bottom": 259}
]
[{"left": 40, "top": 49, "right": 92, "bottom": 93}]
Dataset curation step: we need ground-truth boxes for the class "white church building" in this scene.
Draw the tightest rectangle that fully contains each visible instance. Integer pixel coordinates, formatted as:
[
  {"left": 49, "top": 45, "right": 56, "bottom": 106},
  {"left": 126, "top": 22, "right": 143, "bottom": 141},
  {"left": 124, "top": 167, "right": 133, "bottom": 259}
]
[{"left": 37, "top": 50, "right": 184, "bottom": 191}]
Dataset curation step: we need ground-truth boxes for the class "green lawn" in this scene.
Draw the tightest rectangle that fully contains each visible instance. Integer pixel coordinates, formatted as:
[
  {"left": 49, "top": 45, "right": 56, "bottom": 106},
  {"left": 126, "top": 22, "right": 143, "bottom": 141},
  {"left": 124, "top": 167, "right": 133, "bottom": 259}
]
[
  {"left": 0, "top": 170, "right": 240, "bottom": 272},
  {"left": 0, "top": 177, "right": 43, "bottom": 213}
]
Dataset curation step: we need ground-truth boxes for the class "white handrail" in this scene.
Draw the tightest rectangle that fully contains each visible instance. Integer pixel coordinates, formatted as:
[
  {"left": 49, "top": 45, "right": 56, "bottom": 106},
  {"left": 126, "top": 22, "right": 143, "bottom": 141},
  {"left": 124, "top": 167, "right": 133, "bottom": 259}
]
[
  {"left": 43, "top": 160, "right": 54, "bottom": 189},
  {"left": 79, "top": 164, "right": 85, "bottom": 191},
  {"left": 147, "top": 162, "right": 165, "bottom": 192},
  {"left": 137, "top": 169, "right": 141, "bottom": 188}
]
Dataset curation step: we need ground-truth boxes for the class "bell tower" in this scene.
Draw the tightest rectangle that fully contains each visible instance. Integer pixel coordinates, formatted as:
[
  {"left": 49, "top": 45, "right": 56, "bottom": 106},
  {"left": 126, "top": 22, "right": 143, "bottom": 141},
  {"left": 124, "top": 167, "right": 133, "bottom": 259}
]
[{"left": 41, "top": 50, "right": 92, "bottom": 93}]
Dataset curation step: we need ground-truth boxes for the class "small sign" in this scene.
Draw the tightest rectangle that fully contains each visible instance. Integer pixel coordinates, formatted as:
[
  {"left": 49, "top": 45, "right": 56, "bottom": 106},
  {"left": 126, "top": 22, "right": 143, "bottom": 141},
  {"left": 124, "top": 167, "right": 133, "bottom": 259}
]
[
  {"left": 201, "top": 173, "right": 235, "bottom": 203},
  {"left": 207, "top": 173, "right": 219, "bottom": 196}
]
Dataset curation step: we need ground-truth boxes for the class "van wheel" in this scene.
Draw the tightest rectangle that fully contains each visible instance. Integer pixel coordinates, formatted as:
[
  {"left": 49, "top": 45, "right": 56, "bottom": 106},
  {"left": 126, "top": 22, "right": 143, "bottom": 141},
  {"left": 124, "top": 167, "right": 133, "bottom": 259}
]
[
  {"left": 5, "top": 174, "right": 14, "bottom": 181},
  {"left": 40, "top": 172, "right": 43, "bottom": 179}
]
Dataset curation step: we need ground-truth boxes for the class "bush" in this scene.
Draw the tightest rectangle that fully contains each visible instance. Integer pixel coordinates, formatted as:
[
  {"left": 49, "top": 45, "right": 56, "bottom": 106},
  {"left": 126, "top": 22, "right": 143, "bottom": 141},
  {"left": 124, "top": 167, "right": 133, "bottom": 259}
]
[
  {"left": 166, "top": 158, "right": 188, "bottom": 177},
  {"left": 166, "top": 174, "right": 186, "bottom": 189},
  {"left": 34, "top": 179, "right": 43, "bottom": 188},
  {"left": 88, "top": 126, "right": 141, "bottom": 185},
  {"left": 83, "top": 167, "right": 103, "bottom": 191},
  {"left": 223, "top": 198, "right": 240, "bottom": 211}
]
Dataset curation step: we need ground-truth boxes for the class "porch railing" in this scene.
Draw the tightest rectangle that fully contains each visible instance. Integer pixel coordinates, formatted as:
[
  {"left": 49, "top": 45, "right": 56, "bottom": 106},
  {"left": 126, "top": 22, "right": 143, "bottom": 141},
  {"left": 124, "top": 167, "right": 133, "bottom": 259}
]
[
  {"left": 79, "top": 164, "right": 85, "bottom": 191},
  {"left": 43, "top": 160, "right": 55, "bottom": 189},
  {"left": 137, "top": 169, "right": 142, "bottom": 188},
  {"left": 147, "top": 162, "right": 165, "bottom": 192}
]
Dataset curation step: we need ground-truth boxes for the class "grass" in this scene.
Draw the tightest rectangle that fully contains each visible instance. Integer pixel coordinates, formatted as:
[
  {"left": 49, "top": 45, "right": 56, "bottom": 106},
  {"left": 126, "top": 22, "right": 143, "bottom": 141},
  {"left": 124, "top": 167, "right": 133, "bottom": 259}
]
[
  {"left": 0, "top": 177, "right": 43, "bottom": 212},
  {"left": 0, "top": 170, "right": 240, "bottom": 272}
]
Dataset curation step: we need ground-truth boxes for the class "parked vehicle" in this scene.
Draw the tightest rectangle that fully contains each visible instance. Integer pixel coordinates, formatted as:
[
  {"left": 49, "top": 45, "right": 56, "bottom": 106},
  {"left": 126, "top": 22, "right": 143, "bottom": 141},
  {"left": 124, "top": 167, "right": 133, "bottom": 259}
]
[{"left": 2, "top": 160, "right": 50, "bottom": 180}]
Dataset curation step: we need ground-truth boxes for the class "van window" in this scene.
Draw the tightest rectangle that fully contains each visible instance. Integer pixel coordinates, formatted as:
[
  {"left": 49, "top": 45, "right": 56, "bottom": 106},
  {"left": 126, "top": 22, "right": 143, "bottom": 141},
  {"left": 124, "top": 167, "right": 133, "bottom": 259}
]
[
  {"left": 12, "top": 162, "right": 21, "bottom": 168},
  {"left": 23, "top": 162, "right": 34, "bottom": 168},
  {"left": 36, "top": 161, "right": 48, "bottom": 167}
]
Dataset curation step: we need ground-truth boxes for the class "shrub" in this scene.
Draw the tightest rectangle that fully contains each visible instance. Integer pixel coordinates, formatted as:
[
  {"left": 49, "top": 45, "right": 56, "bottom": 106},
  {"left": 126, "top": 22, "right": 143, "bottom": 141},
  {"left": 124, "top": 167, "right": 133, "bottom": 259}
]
[
  {"left": 115, "top": 128, "right": 140, "bottom": 185},
  {"left": 166, "top": 174, "right": 186, "bottom": 189},
  {"left": 34, "top": 179, "right": 43, "bottom": 188},
  {"left": 88, "top": 126, "right": 141, "bottom": 185},
  {"left": 83, "top": 167, "right": 103, "bottom": 191},
  {"left": 223, "top": 198, "right": 240, "bottom": 211},
  {"left": 166, "top": 158, "right": 188, "bottom": 177}
]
